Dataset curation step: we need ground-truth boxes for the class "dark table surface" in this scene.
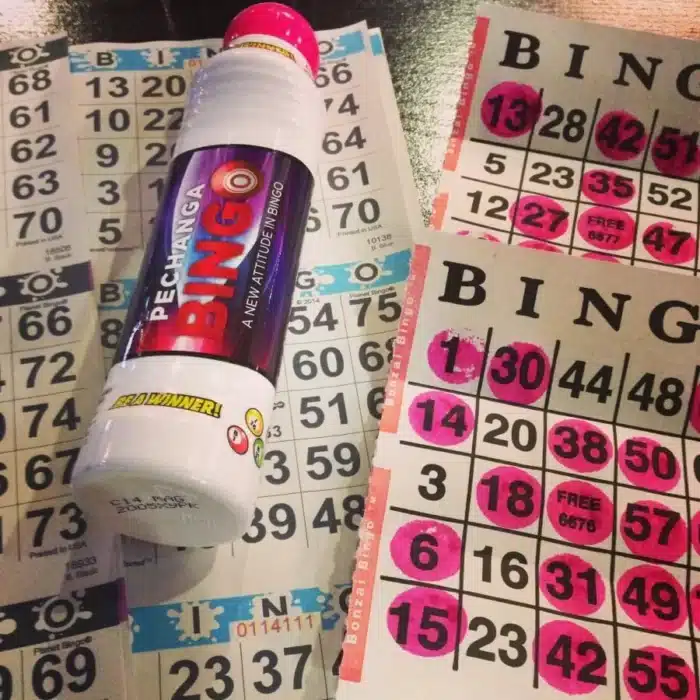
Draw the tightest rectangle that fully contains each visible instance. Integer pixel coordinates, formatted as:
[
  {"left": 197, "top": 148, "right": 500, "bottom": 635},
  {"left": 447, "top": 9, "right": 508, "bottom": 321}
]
[{"left": 0, "top": 0, "right": 696, "bottom": 219}]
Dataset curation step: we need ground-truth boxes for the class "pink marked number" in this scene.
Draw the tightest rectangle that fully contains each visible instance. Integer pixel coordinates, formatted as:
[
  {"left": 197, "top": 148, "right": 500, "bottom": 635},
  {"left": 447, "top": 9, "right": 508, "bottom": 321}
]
[
  {"left": 581, "top": 169, "right": 635, "bottom": 206},
  {"left": 548, "top": 418, "right": 612, "bottom": 474},
  {"left": 408, "top": 391, "right": 474, "bottom": 446},
  {"left": 620, "top": 500, "right": 687, "bottom": 563},
  {"left": 618, "top": 437, "right": 680, "bottom": 492},
  {"left": 642, "top": 221, "right": 696, "bottom": 266},
  {"left": 510, "top": 195, "right": 569, "bottom": 241},
  {"left": 387, "top": 587, "right": 467, "bottom": 658},
  {"left": 651, "top": 127, "right": 700, "bottom": 178},
  {"left": 538, "top": 620, "right": 607, "bottom": 694},
  {"left": 624, "top": 646, "right": 697, "bottom": 700},
  {"left": 595, "top": 110, "right": 647, "bottom": 161},
  {"left": 476, "top": 465, "right": 541, "bottom": 530},
  {"left": 547, "top": 480, "right": 614, "bottom": 546},
  {"left": 427, "top": 329, "right": 485, "bottom": 385},
  {"left": 390, "top": 520, "right": 461, "bottom": 582},
  {"left": 481, "top": 82, "right": 541, "bottom": 138},
  {"left": 617, "top": 564, "right": 687, "bottom": 633},
  {"left": 577, "top": 206, "right": 635, "bottom": 251},
  {"left": 487, "top": 342, "right": 551, "bottom": 405},
  {"left": 540, "top": 553, "right": 605, "bottom": 616}
]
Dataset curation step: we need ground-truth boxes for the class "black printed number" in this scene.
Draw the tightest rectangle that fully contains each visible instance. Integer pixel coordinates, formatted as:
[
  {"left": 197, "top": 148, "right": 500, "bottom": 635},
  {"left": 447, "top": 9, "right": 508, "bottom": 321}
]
[
  {"left": 466, "top": 617, "right": 528, "bottom": 667},
  {"left": 558, "top": 361, "right": 613, "bottom": 404},
  {"left": 646, "top": 182, "right": 693, "bottom": 211},
  {"left": 538, "top": 104, "right": 587, "bottom": 143},
  {"left": 253, "top": 645, "right": 312, "bottom": 694},
  {"left": 31, "top": 647, "right": 96, "bottom": 700},
  {"left": 483, "top": 413, "right": 537, "bottom": 452},
  {"left": 242, "top": 503, "right": 296, "bottom": 543},
  {"left": 299, "top": 393, "right": 348, "bottom": 429},
  {"left": 312, "top": 494, "right": 364, "bottom": 533},
  {"left": 292, "top": 347, "right": 344, "bottom": 381},
  {"left": 349, "top": 291, "right": 401, "bottom": 327},
  {"left": 26, "top": 502, "right": 87, "bottom": 548},
  {"left": 17, "top": 306, "right": 73, "bottom": 342},
  {"left": 12, "top": 170, "right": 59, "bottom": 200},
  {"left": 306, "top": 442, "right": 361, "bottom": 480},
  {"left": 418, "top": 464, "right": 446, "bottom": 501},
  {"left": 20, "top": 350, "right": 76, "bottom": 388},
  {"left": 474, "top": 546, "right": 529, "bottom": 590},
  {"left": 14, "top": 207, "right": 63, "bottom": 240},
  {"left": 465, "top": 190, "right": 508, "bottom": 220},
  {"left": 627, "top": 373, "right": 684, "bottom": 417},
  {"left": 529, "top": 161, "right": 575, "bottom": 189},
  {"left": 8, "top": 69, "right": 51, "bottom": 96},
  {"left": 141, "top": 74, "right": 187, "bottom": 98},
  {"left": 170, "top": 655, "right": 234, "bottom": 700},
  {"left": 25, "top": 446, "right": 80, "bottom": 490},
  {"left": 264, "top": 450, "right": 290, "bottom": 485},
  {"left": 287, "top": 303, "right": 338, "bottom": 335},
  {"left": 315, "top": 62, "right": 352, "bottom": 88}
]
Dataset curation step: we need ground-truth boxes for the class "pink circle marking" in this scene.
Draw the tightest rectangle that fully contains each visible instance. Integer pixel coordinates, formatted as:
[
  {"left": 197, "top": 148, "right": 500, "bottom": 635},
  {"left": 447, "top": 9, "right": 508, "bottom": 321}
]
[
  {"left": 480, "top": 82, "right": 541, "bottom": 138},
  {"left": 518, "top": 239, "right": 563, "bottom": 253},
  {"left": 624, "top": 646, "right": 697, "bottom": 700},
  {"left": 582, "top": 252, "right": 620, "bottom": 263},
  {"left": 540, "top": 553, "right": 605, "bottom": 616},
  {"left": 547, "top": 479, "right": 613, "bottom": 546},
  {"left": 427, "top": 329, "right": 485, "bottom": 385},
  {"left": 691, "top": 511, "right": 700, "bottom": 557},
  {"left": 691, "top": 584, "right": 700, "bottom": 630},
  {"left": 510, "top": 195, "right": 570, "bottom": 241},
  {"left": 618, "top": 437, "right": 680, "bottom": 492},
  {"left": 594, "top": 110, "right": 647, "bottom": 161},
  {"left": 689, "top": 386, "right": 700, "bottom": 434},
  {"left": 651, "top": 128, "right": 700, "bottom": 178},
  {"left": 581, "top": 169, "right": 636, "bottom": 206},
  {"left": 617, "top": 564, "right": 687, "bottom": 633},
  {"left": 408, "top": 391, "right": 474, "bottom": 447},
  {"left": 538, "top": 620, "right": 607, "bottom": 694},
  {"left": 476, "top": 465, "right": 541, "bottom": 530},
  {"left": 487, "top": 341, "right": 551, "bottom": 405},
  {"left": 548, "top": 418, "right": 612, "bottom": 474},
  {"left": 386, "top": 587, "right": 467, "bottom": 657},
  {"left": 390, "top": 520, "right": 462, "bottom": 582},
  {"left": 620, "top": 499, "right": 687, "bottom": 563},
  {"left": 577, "top": 206, "right": 636, "bottom": 251},
  {"left": 456, "top": 229, "right": 501, "bottom": 242},
  {"left": 642, "top": 221, "right": 696, "bottom": 265}
]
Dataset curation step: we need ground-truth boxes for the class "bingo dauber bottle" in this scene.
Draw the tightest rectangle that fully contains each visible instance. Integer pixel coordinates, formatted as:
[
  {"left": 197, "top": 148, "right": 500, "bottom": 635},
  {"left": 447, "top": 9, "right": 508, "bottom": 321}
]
[{"left": 73, "top": 3, "right": 324, "bottom": 547}]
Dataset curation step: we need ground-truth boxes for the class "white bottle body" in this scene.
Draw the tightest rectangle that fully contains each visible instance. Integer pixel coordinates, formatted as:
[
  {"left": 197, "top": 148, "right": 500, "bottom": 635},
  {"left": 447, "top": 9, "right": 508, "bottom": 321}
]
[{"left": 73, "top": 44, "right": 324, "bottom": 547}]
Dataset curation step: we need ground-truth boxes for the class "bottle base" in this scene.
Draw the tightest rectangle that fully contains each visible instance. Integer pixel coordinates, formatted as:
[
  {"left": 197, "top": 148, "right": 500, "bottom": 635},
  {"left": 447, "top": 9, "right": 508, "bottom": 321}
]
[
  {"left": 73, "top": 465, "right": 256, "bottom": 548},
  {"left": 72, "top": 356, "right": 274, "bottom": 547}
]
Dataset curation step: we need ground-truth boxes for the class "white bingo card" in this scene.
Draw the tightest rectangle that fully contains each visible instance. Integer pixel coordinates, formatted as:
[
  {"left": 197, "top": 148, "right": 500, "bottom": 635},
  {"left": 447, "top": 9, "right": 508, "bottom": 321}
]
[
  {"left": 0, "top": 37, "right": 131, "bottom": 700},
  {"left": 336, "top": 229, "right": 700, "bottom": 700},
  {"left": 433, "top": 3, "right": 700, "bottom": 272},
  {"left": 66, "top": 22, "right": 419, "bottom": 700},
  {"left": 69, "top": 38, "right": 218, "bottom": 368}
]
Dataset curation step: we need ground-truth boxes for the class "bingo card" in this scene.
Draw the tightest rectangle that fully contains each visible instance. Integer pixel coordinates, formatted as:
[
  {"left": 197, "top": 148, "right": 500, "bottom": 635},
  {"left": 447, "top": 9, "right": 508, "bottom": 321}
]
[
  {"left": 0, "top": 36, "right": 131, "bottom": 700},
  {"left": 337, "top": 229, "right": 700, "bottom": 700},
  {"left": 432, "top": 4, "right": 700, "bottom": 272},
  {"left": 69, "top": 22, "right": 419, "bottom": 700}
]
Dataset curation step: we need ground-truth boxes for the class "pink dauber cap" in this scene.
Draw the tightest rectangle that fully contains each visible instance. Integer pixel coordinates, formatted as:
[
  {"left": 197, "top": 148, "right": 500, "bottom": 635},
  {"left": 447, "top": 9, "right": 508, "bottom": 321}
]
[{"left": 223, "top": 2, "right": 320, "bottom": 78}]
